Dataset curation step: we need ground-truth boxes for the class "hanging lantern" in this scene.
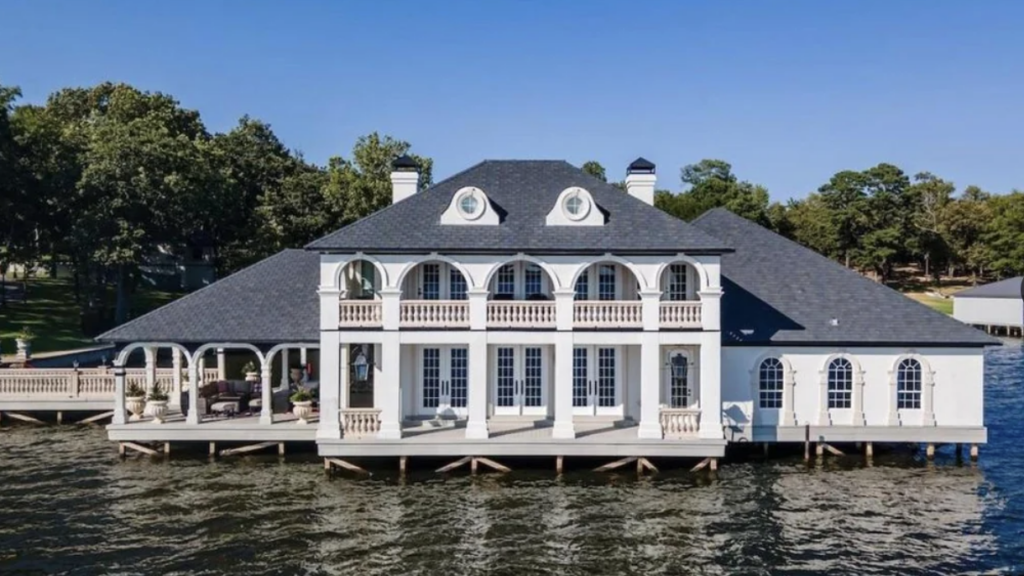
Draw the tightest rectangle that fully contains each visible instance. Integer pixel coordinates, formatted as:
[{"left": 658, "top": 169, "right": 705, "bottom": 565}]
[{"left": 353, "top": 350, "right": 369, "bottom": 382}]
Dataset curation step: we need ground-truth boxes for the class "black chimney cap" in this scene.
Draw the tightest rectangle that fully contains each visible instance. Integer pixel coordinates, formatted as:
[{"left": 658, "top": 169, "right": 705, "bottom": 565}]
[
  {"left": 627, "top": 157, "right": 656, "bottom": 174},
  {"left": 392, "top": 154, "right": 419, "bottom": 171}
]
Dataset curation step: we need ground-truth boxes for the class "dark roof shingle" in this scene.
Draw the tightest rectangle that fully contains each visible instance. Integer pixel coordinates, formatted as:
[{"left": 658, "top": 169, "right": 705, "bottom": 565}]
[
  {"left": 691, "top": 208, "right": 998, "bottom": 347},
  {"left": 953, "top": 277, "right": 1023, "bottom": 299},
  {"left": 96, "top": 250, "right": 320, "bottom": 344},
  {"left": 306, "top": 160, "right": 730, "bottom": 254}
]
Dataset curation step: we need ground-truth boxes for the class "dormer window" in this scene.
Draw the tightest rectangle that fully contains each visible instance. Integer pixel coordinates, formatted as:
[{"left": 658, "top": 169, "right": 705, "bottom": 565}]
[
  {"left": 547, "top": 186, "right": 603, "bottom": 226},
  {"left": 441, "top": 186, "right": 499, "bottom": 225}
]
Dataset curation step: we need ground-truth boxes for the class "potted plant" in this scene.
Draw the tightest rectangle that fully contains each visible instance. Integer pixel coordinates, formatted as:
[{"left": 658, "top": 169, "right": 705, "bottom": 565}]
[
  {"left": 15, "top": 326, "right": 35, "bottom": 358},
  {"left": 290, "top": 388, "right": 314, "bottom": 425},
  {"left": 146, "top": 382, "right": 169, "bottom": 424},
  {"left": 126, "top": 381, "right": 147, "bottom": 421},
  {"left": 241, "top": 361, "right": 259, "bottom": 382}
]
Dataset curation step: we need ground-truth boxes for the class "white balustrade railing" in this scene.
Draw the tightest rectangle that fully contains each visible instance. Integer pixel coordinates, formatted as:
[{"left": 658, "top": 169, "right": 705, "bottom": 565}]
[
  {"left": 342, "top": 408, "right": 381, "bottom": 438},
  {"left": 400, "top": 300, "right": 470, "bottom": 328},
  {"left": 339, "top": 300, "right": 383, "bottom": 327},
  {"left": 659, "top": 408, "right": 701, "bottom": 438},
  {"left": 487, "top": 301, "right": 556, "bottom": 328},
  {"left": 0, "top": 368, "right": 117, "bottom": 398},
  {"left": 659, "top": 302, "right": 703, "bottom": 328},
  {"left": 573, "top": 301, "right": 643, "bottom": 328}
]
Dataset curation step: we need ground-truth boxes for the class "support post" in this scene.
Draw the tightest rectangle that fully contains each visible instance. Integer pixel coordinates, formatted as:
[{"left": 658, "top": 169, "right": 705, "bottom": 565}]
[
  {"left": 637, "top": 332, "right": 662, "bottom": 439},
  {"left": 698, "top": 332, "right": 723, "bottom": 440},
  {"left": 465, "top": 337, "right": 489, "bottom": 439},
  {"left": 280, "top": 348, "right": 289, "bottom": 387},
  {"left": 551, "top": 329, "right": 575, "bottom": 439},
  {"left": 317, "top": 332, "right": 342, "bottom": 440},
  {"left": 216, "top": 348, "right": 227, "bottom": 381},
  {"left": 399, "top": 456, "right": 407, "bottom": 475},
  {"left": 144, "top": 346, "right": 157, "bottom": 394},
  {"left": 376, "top": 332, "right": 402, "bottom": 439},
  {"left": 970, "top": 444, "right": 979, "bottom": 461},
  {"left": 926, "top": 443, "right": 936, "bottom": 460},
  {"left": 259, "top": 360, "right": 272, "bottom": 425},
  {"left": 113, "top": 366, "right": 127, "bottom": 425},
  {"left": 171, "top": 348, "right": 183, "bottom": 409},
  {"left": 865, "top": 442, "right": 874, "bottom": 458},
  {"left": 804, "top": 423, "right": 810, "bottom": 462},
  {"left": 186, "top": 359, "right": 200, "bottom": 425}
]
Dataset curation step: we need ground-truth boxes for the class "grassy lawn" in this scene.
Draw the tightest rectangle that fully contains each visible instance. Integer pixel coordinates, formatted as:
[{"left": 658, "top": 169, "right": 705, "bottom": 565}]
[
  {"left": 0, "top": 277, "right": 180, "bottom": 356},
  {"left": 905, "top": 292, "right": 954, "bottom": 315}
]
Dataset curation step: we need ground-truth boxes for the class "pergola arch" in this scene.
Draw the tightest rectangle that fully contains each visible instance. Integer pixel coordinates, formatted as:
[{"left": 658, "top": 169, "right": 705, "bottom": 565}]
[
  {"left": 115, "top": 342, "right": 194, "bottom": 368},
  {"left": 190, "top": 342, "right": 266, "bottom": 367}
]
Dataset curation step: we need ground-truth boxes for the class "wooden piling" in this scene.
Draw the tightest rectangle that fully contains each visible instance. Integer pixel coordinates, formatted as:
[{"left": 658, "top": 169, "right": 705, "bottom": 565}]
[
  {"left": 970, "top": 444, "right": 979, "bottom": 461},
  {"left": 57, "top": 411, "right": 63, "bottom": 425},
  {"left": 803, "top": 424, "right": 810, "bottom": 462},
  {"left": 278, "top": 442, "right": 285, "bottom": 456},
  {"left": 164, "top": 442, "right": 170, "bottom": 455},
  {"left": 556, "top": 455, "right": 564, "bottom": 475},
  {"left": 209, "top": 442, "right": 216, "bottom": 457},
  {"left": 399, "top": 456, "right": 407, "bottom": 475},
  {"left": 709, "top": 458, "right": 718, "bottom": 472},
  {"left": 865, "top": 442, "right": 873, "bottom": 458},
  {"left": 926, "top": 444, "right": 936, "bottom": 460}
]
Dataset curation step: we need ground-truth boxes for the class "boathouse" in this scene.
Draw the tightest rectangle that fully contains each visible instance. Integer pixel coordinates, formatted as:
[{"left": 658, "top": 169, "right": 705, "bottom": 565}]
[
  {"left": 952, "top": 277, "right": 1024, "bottom": 337},
  {"left": 10, "top": 157, "right": 996, "bottom": 468}
]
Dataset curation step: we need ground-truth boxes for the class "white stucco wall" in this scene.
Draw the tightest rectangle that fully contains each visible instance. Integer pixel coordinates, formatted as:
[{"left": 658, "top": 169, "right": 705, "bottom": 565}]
[
  {"left": 953, "top": 297, "right": 1024, "bottom": 328},
  {"left": 722, "top": 346, "right": 986, "bottom": 434}
]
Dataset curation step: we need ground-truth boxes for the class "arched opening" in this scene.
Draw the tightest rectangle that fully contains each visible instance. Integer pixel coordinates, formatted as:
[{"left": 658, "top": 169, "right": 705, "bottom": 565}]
[
  {"left": 487, "top": 261, "right": 556, "bottom": 301},
  {"left": 658, "top": 262, "right": 701, "bottom": 301},
  {"left": 339, "top": 258, "right": 383, "bottom": 300},
  {"left": 573, "top": 261, "right": 642, "bottom": 301},
  {"left": 400, "top": 260, "right": 470, "bottom": 300}
]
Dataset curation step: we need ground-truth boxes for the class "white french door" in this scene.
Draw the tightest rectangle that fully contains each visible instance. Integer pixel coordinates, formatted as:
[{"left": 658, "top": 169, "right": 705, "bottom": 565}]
[
  {"left": 572, "top": 346, "right": 622, "bottom": 416},
  {"left": 493, "top": 346, "right": 548, "bottom": 416},
  {"left": 419, "top": 346, "right": 468, "bottom": 418}
]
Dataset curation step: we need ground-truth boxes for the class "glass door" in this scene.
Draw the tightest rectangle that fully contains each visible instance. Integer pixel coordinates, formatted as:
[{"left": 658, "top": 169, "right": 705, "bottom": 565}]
[
  {"left": 419, "top": 346, "right": 469, "bottom": 418},
  {"left": 493, "top": 345, "right": 548, "bottom": 416},
  {"left": 572, "top": 346, "right": 622, "bottom": 416}
]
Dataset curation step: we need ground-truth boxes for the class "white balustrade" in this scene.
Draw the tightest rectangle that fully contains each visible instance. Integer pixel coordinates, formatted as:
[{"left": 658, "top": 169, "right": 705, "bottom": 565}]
[
  {"left": 342, "top": 408, "right": 381, "bottom": 438},
  {"left": 339, "top": 300, "right": 383, "bottom": 327},
  {"left": 399, "top": 300, "right": 470, "bottom": 328},
  {"left": 0, "top": 368, "right": 117, "bottom": 398},
  {"left": 659, "top": 408, "right": 702, "bottom": 438},
  {"left": 573, "top": 301, "right": 643, "bottom": 328},
  {"left": 659, "top": 302, "right": 703, "bottom": 328},
  {"left": 486, "top": 301, "right": 556, "bottom": 328}
]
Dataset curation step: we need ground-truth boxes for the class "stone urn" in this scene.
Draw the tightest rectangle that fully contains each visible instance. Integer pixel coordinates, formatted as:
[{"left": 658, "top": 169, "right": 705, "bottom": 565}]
[
  {"left": 245, "top": 371, "right": 259, "bottom": 383},
  {"left": 126, "top": 396, "right": 146, "bottom": 421},
  {"left": 15, "top": 338, "right": 30, "bottom": 357},
  {"left": 147, "top": 400, "right": 169, "bottom": 424},
  {"left": 292, "top": 400, "right": 314, "bottom": 425}
]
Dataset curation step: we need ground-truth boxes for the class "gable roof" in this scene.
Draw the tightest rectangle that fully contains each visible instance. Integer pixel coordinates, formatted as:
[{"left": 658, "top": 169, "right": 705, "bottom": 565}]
[
  {"left": 96, "top": 250, "right": 320, "bottom": 344},
  {"left": 953, "top": 277, "right": 1023, "bottom": 299},
  {"left": 306, "top": 160, "right": 731, "bottom": 254},
  {"left": 691, "top": 208, "right": 999, "bottom": 347}
]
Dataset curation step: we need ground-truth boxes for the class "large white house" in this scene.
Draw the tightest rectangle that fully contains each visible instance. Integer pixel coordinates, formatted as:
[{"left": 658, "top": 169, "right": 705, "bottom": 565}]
[{"left": 97, "top": 158, "right": 996, "bottom": 463}]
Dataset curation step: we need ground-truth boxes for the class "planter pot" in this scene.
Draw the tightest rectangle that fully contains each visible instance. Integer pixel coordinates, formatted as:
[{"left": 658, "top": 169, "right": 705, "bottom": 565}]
[
  {"left": 147, "top": 400, "right": 169, "bottom": 424},
  {"left": 126, "top": 396, "right": 146, "bottom": 421},
  {"left": 292, "top": 400, "right": 313, "bottom": 425}
]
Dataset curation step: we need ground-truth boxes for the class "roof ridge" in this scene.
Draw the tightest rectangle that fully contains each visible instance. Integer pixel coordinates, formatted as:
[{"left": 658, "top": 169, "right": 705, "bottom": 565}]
[{"left": 95, "top": 249, "right": 301, "bottom": 342}]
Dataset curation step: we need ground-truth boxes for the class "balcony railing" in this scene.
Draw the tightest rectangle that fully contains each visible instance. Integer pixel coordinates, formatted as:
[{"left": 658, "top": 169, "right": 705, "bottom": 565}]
[
  {"left": 339, "top": 300, "right": 382, "bottom": 328},
  {"left": 400, "top": 300, "right": 470, "bottom": 328},
  {"left": 342, "top": 408, "right": 381, "bottom": 438},
  {"left": 659, "top": 302, "right": 702, "bottom": 329},
  {"left": 487, "top": 301, "right": 556, "bottom": 329},
  {"left": 573, "top": 301, "right": 643, "bottom": 328},
  {"left": 659, "top": 407, "right": 701, "bottom": 438}
]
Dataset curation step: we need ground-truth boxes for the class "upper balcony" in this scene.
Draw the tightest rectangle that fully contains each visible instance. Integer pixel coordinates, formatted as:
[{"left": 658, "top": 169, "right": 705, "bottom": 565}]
[{"left": 334, "top": 257, "right": 705, "bottom": 331}]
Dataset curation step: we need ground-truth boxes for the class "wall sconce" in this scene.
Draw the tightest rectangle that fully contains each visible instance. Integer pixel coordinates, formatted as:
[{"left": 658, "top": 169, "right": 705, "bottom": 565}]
[
  {"left": 353, "top": 346, "right": 371, "bottom": 382},
  {"left": 669, "top": 353, "right": 687, "bottom": 380}
]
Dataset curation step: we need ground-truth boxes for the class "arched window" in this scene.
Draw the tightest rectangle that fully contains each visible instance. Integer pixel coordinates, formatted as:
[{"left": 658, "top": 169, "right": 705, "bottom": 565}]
[
  {"left": 759, "top": 358, "right": 784, "bottom": 409},
  {"left": 827, "top": 358, "right": 853, "bottom": 409},
  {"left": 897, "top": 358, "right": 922, "bottom": 409},
  {"left": 668, "top": 351, "right": 689, "bottom": 408}
]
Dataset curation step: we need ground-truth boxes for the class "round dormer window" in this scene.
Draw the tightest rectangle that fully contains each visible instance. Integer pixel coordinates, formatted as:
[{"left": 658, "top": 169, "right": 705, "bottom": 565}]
[
  {"left": 456, "top": 187, "right": 485, "bottom": 221},
  {"left": 561, "top": 187, "right": 591, "bottom": 221}
]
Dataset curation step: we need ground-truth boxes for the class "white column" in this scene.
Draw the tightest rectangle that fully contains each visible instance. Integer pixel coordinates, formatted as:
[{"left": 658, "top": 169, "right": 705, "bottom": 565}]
[
  {"left": 317, "top": 331, "right": 342, "bottom": 439},
  {"left": 113, "top": 366, "right": 127, "bottom": 425},
  {"left": 171, "top": 348, "right": 183, "bottom": 408},
  {"left": 380, "top": 288, "right": 402, "bottom": 330},
  {"left": 637, "top": 332, "right": 662, "bottom": 439},
  {"left": 216, "top": 348, "right": 227, "bottom": 380},
  {"left": 852, "top": 367, "right": 865, "bottom": 426},
  {"left": 552, "top": 332, "right": 575, "bottom": 439},
  {"left": 280, "top": 348, "right": 289, "bottom": 387},
  {"left": 782, "top": 363, "right": 797, "bottom": 426},
  {"left": 698, "top": 288, "right": 722, "bottom": 331},
  {"left": 465, "top": 337, "right": 489, "bottom": 439},
  {"left": 467, "top": 289, "right": 489, "bottom": 330},
  {"left": 698, "top": 333, "right": 723, "bottom": 439},
  {"left": 553, "top": 290, "right": 574, "bottom": 331},
  {"left": 339, "top": 344, "right": 350, "bottom": 411},
  {"left": 144, "top": 346, "right": 157, "bottom": 393},
  {"left": 198, "top": 354, "right": 206, "bottom": 385},
  {"left": 300, "top": 347, "right": 308, "bottom": 369},
  {"left": 640, "top": 290, "right": 661, "bottom": 332},
  {"left": 186, "top": 359, "right": 200, "bottom": 425},
  {"left": 259, "top": 359, "right": 273, "bottom": 425},
  {"left": 376, "top": 332, "right": 402, "bottom": 439}
]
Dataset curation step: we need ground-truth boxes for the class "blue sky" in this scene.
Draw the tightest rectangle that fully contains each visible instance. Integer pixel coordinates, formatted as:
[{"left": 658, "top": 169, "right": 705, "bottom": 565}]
[{"left": 2, "top": 1, "right": 1022, "bottom": 201}]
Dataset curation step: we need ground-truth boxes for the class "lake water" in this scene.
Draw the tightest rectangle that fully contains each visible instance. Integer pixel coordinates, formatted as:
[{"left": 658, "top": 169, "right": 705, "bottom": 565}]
[{"left": 1, "top": 341, "right": 1022, "bottom": 575}]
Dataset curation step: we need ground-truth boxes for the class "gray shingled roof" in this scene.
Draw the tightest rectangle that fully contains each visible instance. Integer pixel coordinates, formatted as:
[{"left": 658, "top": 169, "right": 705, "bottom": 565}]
[
  {"left": 691, "top": 208, "right": 999, "bottom": 347},
  {"left": 953, "top": 277, "right": 1023, "bottom": 299},
  {"left": 96, "top": 250, "right": 320, "bottom": 344},
  {"left": 306, "top": 160, "right": 731, "bottom": 254}
]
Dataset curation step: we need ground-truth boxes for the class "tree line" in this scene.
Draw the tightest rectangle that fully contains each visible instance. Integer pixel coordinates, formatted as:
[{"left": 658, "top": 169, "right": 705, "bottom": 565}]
[
  {"left": 3, "top": 81, "right": 1021, "bottom": 334},
  {"left": 583, "top": 159, "right": 1024, "bottom": 285}
]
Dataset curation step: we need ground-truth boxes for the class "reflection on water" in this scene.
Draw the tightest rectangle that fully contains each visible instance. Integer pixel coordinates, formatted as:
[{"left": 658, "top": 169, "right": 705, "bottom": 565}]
[{"left": 1, "top": 342, "right": 1022, "bottom": 575}]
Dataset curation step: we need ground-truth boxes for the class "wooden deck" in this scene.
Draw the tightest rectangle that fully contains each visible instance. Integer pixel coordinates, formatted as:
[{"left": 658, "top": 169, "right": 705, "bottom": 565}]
[{"left": 106, "top": 411, "right": 318, "bottom": 442}]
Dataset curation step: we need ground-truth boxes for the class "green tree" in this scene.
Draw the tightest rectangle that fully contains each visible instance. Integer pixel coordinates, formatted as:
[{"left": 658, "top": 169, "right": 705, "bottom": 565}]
[
  {"left": 656, "top": 159, "right": 771, "bottom": 224},
  {"left": 817, "top": 170, "right": 869, "bottom": 268},
  {"left": 984, "top": 191, "right": 1024, "bottom": 278},
  {"left": 581, "top": 160, "right": 607, "bottom": 182},
  {"left": 784, "top": 194, "right": 839, "bottom": 258},
  {"left": 328, "top": 133, "right": 432, "bottom": 225},
  {"left": 908, "top": 172, "right": 955, "bottom": 280}
]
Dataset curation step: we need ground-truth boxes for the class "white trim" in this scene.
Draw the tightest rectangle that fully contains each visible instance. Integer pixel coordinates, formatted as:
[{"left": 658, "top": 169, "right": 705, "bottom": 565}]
[
  {"left": 818, "top": 352, "right": 865, "bottom": 426},
  {"left": 749, "top": 351, "right": 796, "bottom": 426},
  {"left": 888, "top": 352, "right": 936, "bottom": 427},
  {"left": 654, "top": 254, "right": 710, "bottom": 294},
  {"left": 440, "top": 186, "right": 499, "bottom": 226},
  {"left": 545, "top": 187, "right": 604, "bottom": 226}
]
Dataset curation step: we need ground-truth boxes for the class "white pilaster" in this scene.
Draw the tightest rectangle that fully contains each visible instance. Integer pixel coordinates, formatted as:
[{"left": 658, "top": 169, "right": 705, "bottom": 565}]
[
  {"left": 467, "top": 289, "right": 489, "bottom": 331},
  {"left": 640, "top": 290, "right": 661, "bottom": 332},
  {"left": 852, "top": 368, "right": 865, "bottom": 426},
  {"left": 300, "top": 347, "right": 308, "bottom": 368},
  {"left": 339, "top": 344, "right": 350, "bottom": 411},
  {"left": 318, "top": 288, "right": 341, "bottom": 330},
  {"left": 380, "top": 288, "right": 402, "bottom": 331},
  {"left": 782, "top": 363, "right": 797, "bottom": 426},
  {"left": 186, "top": 360, "right": 200, "bottom": 425},
  {"left": 637, "top": 332, "right": 662, "bottom": 438},
  {"left": 280, "top": 348, "right": 289, "bottom": 387},
  {"left": 698, "top": 334, "right": 723, "bottom": 439},
  {"left": 465, "top": 337, "right": 489, "bottom": 439},
  {"left": 698, "top": 288, "right": 722, "bottom": 331},
  {"left": 553, "top": 290, "right": 575, "bottom": 331},
  {"left": 113, "top": 366, "right": 126, "bottom": 425},
  {"left": 171, "top": 348, "right": 182, "bottom": 408},
  {"left": 216, "top": 348, "right": 227, "bottom": 380},
  {"left": 317, "top": 331, "right": 342, "bottom": 439},
  {"left": 552, "top": 332, "right": 575, "bottom": 439},
  {"left": 376, "top": 332, "right": 402, "bottom": 439},
  {"left": 259, "top": 360, "right": 273, "bottom": 425},
  {"left": 144, "top": 346, "right": 156, "bottom": 393}
]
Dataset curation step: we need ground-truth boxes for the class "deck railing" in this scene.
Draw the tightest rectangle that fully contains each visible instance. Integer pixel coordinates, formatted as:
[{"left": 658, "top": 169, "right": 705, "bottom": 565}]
[
  {"left": 0, "top": 367, "right": 194, "bottom": 400},
  {"left": 400, "top": 300, "right": 470, "bottom": 328},
  {"left": 659, "top": 302, "right": 702, "bottom": 329},
  {"left": 659, "top": 408, "right": 701, "bottom": 438},
  {"left": 342, "top": 408, "right": 381, "bottom": 438},
  {"left": 573, "top": 301, "right": 643, "bottom": 328},
  {"left": 339, "top": 300, "right": 383, "bottom": 327},
  {"left": 487, "top": 301, "right": 556, "bottom": 328}
]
